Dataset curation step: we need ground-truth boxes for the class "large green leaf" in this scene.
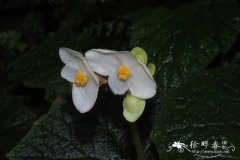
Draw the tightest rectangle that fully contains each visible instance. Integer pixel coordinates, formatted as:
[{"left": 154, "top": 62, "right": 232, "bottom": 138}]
[
  {"left": 0, "top": 95, "right": 36, "bottom": 157},
  {"left": 129, "top": 0, "right": 240, "bottom": 94},
  {"left": 7, "top": 90, "right": 133, "bottom": 160},
  {"left": 151, "top": 64, "right": 240, "bottom": 159}
]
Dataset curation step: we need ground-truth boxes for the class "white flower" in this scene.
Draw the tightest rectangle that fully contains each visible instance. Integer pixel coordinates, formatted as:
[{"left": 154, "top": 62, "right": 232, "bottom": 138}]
[
  {"left": 59, "top": 47, "right": 99, "bottom": 113},
  {"left": 85, "top": 49, "right": 156, "bottom": 99}
]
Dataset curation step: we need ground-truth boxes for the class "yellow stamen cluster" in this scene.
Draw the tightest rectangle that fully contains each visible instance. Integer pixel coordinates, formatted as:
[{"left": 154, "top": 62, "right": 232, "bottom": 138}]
[
  {"left": 117, "top": 65, "right": 131, "bottom": 80},
  {"left": 74, "top": 70, "right": 89, "bottom": 86}
]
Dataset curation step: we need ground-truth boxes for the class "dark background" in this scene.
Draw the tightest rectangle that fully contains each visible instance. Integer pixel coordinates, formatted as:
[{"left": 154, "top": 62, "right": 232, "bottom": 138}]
[{"left": 1, "top": 0, "right": 240, "bottom": 160}]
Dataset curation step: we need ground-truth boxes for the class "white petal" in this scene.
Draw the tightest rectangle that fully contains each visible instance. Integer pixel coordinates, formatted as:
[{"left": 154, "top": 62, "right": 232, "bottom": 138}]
[
  {"left": 115, "top": 51, "right": 139, "bottom": 67},
  {"left": 85, "top": 49, "right": 121, "bottom": 76},
  {"left": 83, "top": 58, "right": 99, "bottom": 85},
  {"left": 61, "top": 64, "right": 78, "bottom": 82},
  {"left": 92, "top": 49, "right": 116, "bottom": 53},
  {"left": 59, "top": 47, "right": 84, "bottom": 69},
  {"left": 108, "top": 71, "right": 128, "bottom": 95},
  {"left": 72, "top": 78, "right": 99, "bottom": 113},
  {"left": 127, "top": 64, "right": 156, "bottom": 99}
]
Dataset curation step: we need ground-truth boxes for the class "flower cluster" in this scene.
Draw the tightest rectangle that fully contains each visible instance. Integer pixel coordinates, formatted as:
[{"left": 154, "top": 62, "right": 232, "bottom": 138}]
[{"left": 59, "top": 47, "right": 157, "bottom": 122}]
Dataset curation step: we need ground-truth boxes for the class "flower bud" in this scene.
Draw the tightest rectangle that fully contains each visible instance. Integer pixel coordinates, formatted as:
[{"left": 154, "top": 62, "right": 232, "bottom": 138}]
[
  {"left": 147, "top": 63, "right": 156, "bottom": 76},
  {"left": 131, "top": 47, "right": 148, "bottom": 64},
  {"left": 123, "top": 95, "right": 145, "bottom": 122}
]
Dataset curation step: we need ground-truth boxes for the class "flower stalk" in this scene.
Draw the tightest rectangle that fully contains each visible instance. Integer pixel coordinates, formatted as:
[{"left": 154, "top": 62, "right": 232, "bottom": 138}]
[{"left": 130, "top": 123, "right": 146, "bottom": 160}]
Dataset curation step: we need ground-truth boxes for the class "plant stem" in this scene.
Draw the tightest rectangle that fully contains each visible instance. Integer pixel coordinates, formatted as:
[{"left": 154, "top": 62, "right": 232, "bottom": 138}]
[{"left": 129, "top": 123, "right": 146, "bottom": 160}]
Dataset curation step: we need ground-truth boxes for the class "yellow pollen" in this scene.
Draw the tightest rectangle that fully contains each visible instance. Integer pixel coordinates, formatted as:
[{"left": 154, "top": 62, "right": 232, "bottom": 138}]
[
  {"left": 117, "top": 65, "right": 131, "bottom": 80},
  {"left": 74, "top": 70, "right": 89, "bottom": 86}
]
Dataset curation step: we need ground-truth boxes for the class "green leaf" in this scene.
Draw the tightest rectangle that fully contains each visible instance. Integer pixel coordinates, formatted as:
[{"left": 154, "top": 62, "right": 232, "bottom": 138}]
[
  {"left": 0, "top": 31, "right": 27, "bottom": 52},
  {"left": 129, "top": 0, "right": 240, "bottom": 94},
  {"left": 0, "top": 95, "right": 36, "bottom": 155},
  {"left": 151, "top": 64, "right": 240, "bottom": 159},
  {"left": 7, "top": 93, "right": 133, "bottom": 160}
]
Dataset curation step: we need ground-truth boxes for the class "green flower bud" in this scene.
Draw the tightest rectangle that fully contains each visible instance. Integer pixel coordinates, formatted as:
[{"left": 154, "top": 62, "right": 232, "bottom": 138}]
[
  {"left": 123, "top": 95, "right": 146, "bottom": 123},
  {"left": 131, "top": 47, "right": 148, "bottom": 64},
  {"left": 147, "top": 63, "right": 156, "bottom": 76}
]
